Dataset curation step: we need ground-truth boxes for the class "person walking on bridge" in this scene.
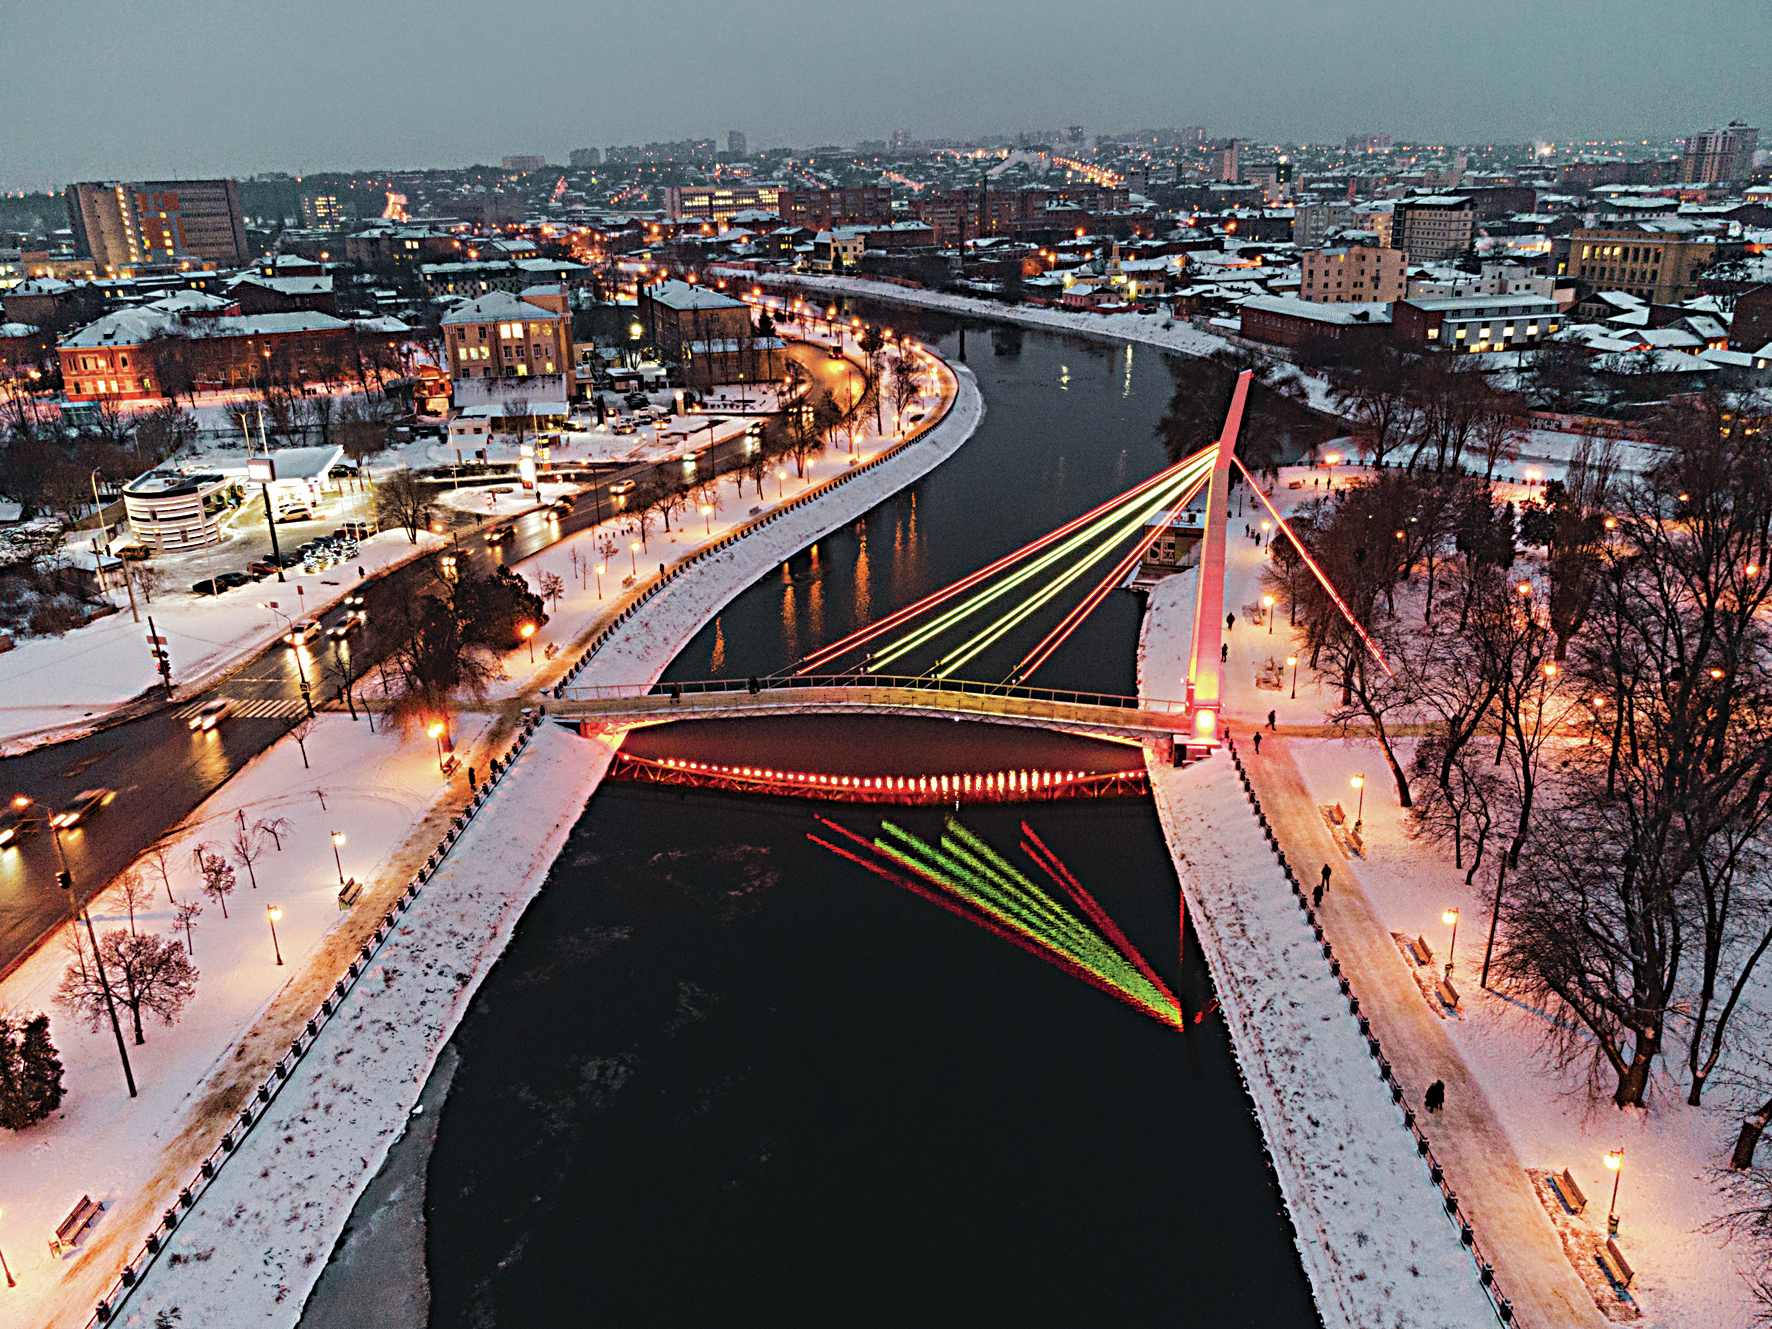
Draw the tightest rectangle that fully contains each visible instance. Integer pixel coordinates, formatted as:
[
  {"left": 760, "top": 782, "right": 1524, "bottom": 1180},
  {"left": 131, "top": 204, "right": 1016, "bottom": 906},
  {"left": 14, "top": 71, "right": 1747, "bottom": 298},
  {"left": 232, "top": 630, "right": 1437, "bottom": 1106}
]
[
  {"left": 1226, "top": 612, "right": 1236, "bottom": 632},
  {"left": 1267, "top": 709, "right": 1276, "bottom": 730},
  {"left": 1425, "top": 1080, "right": 1446, "bottom": 1114},
  {"left": 1320, "top": 862, "right": 1332, "bottom": 894}
]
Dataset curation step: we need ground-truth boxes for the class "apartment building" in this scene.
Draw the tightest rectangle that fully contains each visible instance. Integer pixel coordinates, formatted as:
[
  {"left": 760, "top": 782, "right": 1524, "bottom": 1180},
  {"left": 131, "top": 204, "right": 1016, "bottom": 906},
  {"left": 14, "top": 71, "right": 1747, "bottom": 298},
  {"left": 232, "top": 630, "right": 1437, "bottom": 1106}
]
[
  {"left": 779, "top": 187, "right": 893, "bottom": 231},
  {"left": 1298, "top": 246, "right": 1406, "bottom": 303},
  {"left": 1394, "top": 195, "right": 1474, "bottom": 261},
  {"left": 1568, "top": 221, "right": 1723, "bottom": 304},
  {"left": 66, "top": 179, "right": 249, "bottom": 271},
  {"left": 663, "top": 183, "right": 784, "bottom": 223},
  {"left": 1391, "top": 294, "right": 1561, "bottom": 353}
]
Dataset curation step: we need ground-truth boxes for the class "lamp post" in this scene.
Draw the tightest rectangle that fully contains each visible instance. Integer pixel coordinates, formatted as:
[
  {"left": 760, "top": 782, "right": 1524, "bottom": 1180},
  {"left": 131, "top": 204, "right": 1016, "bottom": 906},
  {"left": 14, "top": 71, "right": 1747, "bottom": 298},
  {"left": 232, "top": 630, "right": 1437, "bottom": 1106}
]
[
  {"left": 629, "top": 541, "right": 639, "bottom": 576},
  {"left": 594, "top": 563, "right": 605, "bottom": 600},
  {"left": 1605, "top": 1148, "right": 1624, "bottom": 1235},
  {"left": 777, "top": 469, "right": 786, "bottom": 498},
  {"left": 1288, "top": 654, "right": 1299, "bottom": 699},
  {"left": 1442, "top": 908, "right": 1459, "bottom": 976},
  {"left": 520, "top": 621, "right": 537, "bottom": 663},
  {"left": 1351, "top": 774, "right": 1366, "bottom": 830},
  {"left": 701, "top": 504, "right": 713, "bottom": 534},
  {"left": 257, "top": 602, "right": 314, "bottom": 718},
  {"left": 0, "top": 1205, "right": 14, "bottom": 1287},
  {"left": 1261, "top": 519, "right": 1271, "bottom": 548},
  {"left": 1264, "top": 594, "right": 1275, "bottom": 633},
  {"left": 330, "top": 831, "right": 346, "bottom": 886},
  {"left": 15, "top": 796, "right": 136, "bottom": 1098},
  {"left": 428, "top": 722, "right": 447, "bottom": 773},
  {"left": 266, "top": 905, "right": 284, "bottom": 966}
]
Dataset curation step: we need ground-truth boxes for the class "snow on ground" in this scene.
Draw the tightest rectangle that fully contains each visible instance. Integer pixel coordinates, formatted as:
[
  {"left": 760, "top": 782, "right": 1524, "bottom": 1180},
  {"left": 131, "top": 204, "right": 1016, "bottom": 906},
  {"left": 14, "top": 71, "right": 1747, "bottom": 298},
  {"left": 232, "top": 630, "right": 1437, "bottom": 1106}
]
[
  {"left": 497, "top": 359, "right": 963, "bottom": 700},
  {"left": 735, "top": 269, "right": 1241, "bottom": 360},
  {"left": 119, "top": 721, "right": 613, "bottom": 1329},
  {"left": 7, "top": 344, "right": 984, "bottom": 1329},
  {"left": 433, "top": 479, "right": 575, "bottom": 520},
  {"left": 1213, "top": 474, "right": 1764, "bottom": 1327},
  {"left": 0, "top": 707, "right": 490, "bottom": 1329},
  {"left": 1139, "top": 572, "right": 1498, "bottom": 1329},
  {"left": 0, "top": 525, "right": 442, "bottom": 752}
]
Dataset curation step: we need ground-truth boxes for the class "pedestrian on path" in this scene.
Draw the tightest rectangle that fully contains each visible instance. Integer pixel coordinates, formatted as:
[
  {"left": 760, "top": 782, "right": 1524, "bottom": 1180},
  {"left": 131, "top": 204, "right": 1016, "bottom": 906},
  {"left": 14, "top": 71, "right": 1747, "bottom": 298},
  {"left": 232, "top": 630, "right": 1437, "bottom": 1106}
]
[
  {"left": 1221, "top": 643, "right": 1228, "bottom": 663},
  {"left": 1226, "top": 612, "right": 1236, "bottom": 631},
  {"left": 1253, "top": 732, "right": 1261, "bottom": 754},
  {"left": 1312, "top": 883, "right": 1324, "bottom": 907},
  {"left": 1267, "top": 710, "right": 1276, "bottom": 730},
  {"left": 1425, "top": 1080, "right": 1446, "bottom": 1114},
  {"left": 1320, "top": 862, "right": 1332, "bottom": 893}
]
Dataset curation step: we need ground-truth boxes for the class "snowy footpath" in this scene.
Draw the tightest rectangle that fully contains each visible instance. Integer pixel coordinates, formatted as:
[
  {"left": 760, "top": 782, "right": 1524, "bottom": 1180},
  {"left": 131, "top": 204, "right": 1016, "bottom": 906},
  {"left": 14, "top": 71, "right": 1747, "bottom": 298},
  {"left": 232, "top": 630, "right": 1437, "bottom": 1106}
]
[
  {"left": 1139, "top": 571, "right": 1500, "bottom": 1329},
  {"left": 17, "top": 352, "right": 983, "bottom": 1329}
]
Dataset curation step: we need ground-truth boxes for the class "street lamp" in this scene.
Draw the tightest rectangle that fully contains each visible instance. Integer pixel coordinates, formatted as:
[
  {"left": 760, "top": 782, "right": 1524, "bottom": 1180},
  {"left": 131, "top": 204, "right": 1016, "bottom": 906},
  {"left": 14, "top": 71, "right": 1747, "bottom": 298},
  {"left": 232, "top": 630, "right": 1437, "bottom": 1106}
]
[
  {"left": 629, "top": 540, "right": 640, "bottom": 575},
  {"left": 330, "top": 831, "right": 346, "bottom": 886},
  {"left": 1260, "top": 519, "right": 1271, "bottom": 547},
  {"left": 1287, "top": 654, "right": 1299, "bottom": 699},
  {"left": 777, "top": 469, "right": 786, "bottom": 498},
  {"left": 266, "top": 905, "right": 284, "bottom": 966},
  {"left": 428, "top": 721, "right": 446, "bottom": 772},
  {"left": 1442, "top": 908, "right": 1459, "bottom": 976},
  {"left": 1263, "top": 594, "right": 1275, "bottom": 633},
  {"left": 1605, "top": 1148, "right": 1624, "bottom": 1235},
  {"left": 520, "top": 621, "right": 537, "bottom": 663},
  {"left": 1351, "top": 774, "right": 1366, "bottom": 829},
  {"left": 701, "top": 504, "right": 713, "bottom": 534},
  {"left": 594, "top": 563, "right": 605, "bottom": 599},
  {"left": 257, "top": 602, "right": 314, "bottom": 718}
]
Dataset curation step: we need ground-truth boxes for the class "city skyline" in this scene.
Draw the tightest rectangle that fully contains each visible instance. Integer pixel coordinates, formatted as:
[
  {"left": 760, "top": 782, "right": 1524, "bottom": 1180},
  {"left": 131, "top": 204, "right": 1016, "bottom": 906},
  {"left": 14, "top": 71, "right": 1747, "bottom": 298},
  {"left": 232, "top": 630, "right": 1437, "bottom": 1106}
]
[{"left": 2, "top": 0, "right": 1767, "bottom": 190}]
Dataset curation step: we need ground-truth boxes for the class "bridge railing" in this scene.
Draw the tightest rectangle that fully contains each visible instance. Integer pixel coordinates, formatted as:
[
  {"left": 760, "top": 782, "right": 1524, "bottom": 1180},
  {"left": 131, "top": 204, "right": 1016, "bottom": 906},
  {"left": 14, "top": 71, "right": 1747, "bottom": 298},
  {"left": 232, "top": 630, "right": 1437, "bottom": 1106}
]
[{"left": 554, "top": 673, "right": 1191, "bottom": 715}]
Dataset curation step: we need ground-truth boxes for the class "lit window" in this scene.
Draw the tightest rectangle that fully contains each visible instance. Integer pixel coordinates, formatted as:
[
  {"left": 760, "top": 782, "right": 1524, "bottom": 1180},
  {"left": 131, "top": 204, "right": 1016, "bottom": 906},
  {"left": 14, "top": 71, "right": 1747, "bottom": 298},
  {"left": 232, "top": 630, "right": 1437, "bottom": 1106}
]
[{"left": 1426, "top": 328, "right": 1439, "bottom": 339}]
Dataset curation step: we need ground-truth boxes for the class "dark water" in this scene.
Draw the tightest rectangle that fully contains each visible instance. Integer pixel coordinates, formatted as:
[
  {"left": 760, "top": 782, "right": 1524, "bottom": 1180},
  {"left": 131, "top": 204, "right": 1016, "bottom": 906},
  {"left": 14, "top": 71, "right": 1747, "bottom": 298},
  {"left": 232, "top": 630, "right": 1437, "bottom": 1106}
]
[{"left": 424, "top": 319, "right": 1318, "bottom": 1327}]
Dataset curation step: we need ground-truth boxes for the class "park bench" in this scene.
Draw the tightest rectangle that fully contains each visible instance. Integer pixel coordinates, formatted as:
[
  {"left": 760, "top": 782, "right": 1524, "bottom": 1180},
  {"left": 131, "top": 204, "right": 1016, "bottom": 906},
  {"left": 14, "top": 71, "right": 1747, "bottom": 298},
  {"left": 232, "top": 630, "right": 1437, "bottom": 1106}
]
[
  {"left": 49, "top": 1195, "right": 104, "bottom": 1256},
  {"left": 337, "top": 877, "right": 363, "bottom": 909},
  {"left": 1436, "top": 976, "right": 1461, "bottom": 1011},
  {"left": 1549, "top": 1168, "right": 1587, "bottom": 1214},
  {"left": 1328, "top": 802, "right": 1346, "bottom": 825},
  {"left": 1408, "top": 935, "right": 1434, "bottom": 966},
  {"left": 1598, "top": 1236, "right": 1635, "bottom": 1290}
]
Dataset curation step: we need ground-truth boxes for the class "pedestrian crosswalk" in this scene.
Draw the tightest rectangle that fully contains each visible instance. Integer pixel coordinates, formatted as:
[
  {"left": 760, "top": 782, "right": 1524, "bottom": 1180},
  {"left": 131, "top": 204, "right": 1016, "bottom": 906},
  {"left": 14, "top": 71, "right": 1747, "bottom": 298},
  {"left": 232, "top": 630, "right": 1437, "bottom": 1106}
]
[{"left": 174, "top": 697, "right": 310, "bottom": 721}]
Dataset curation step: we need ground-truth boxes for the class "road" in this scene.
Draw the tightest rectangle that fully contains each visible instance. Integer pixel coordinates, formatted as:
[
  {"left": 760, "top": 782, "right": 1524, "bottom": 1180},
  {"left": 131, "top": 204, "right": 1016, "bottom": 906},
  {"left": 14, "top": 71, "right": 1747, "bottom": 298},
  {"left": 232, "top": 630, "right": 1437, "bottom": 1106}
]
[{"left": 0, "top": 348, "right": 859, "bottom": 978}]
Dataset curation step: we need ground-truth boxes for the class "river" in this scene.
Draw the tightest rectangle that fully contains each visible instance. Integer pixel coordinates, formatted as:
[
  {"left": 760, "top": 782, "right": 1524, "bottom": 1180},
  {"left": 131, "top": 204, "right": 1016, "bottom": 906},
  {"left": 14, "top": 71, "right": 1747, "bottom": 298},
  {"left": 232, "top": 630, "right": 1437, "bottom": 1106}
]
[{"left": 417, "top": 316, "right": 1319, "bottom": 1326}]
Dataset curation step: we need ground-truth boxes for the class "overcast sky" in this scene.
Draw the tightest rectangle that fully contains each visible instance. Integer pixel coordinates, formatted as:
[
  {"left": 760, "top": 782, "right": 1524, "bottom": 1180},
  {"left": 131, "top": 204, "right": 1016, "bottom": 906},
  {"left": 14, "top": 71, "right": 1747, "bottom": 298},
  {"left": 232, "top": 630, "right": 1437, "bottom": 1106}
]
[{"left": 4, "top": 0, "right": 1767, "bottom": 190}]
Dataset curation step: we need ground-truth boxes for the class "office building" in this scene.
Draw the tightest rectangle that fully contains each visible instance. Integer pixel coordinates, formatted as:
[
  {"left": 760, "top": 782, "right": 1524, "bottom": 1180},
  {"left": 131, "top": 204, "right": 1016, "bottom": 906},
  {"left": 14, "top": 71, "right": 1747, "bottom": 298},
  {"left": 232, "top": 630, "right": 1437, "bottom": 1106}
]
[
  {"left": 298, "top": 192, "right": 342, "bottom": 229},
  {"left": 570, "top": 148, "right": 602, "bottom": 169},
  {"left": 892, "top": 128, "right": 911, "bottom": 153},
  {"left": 66, "top": 179, "right": 249, "bottom": 272},
  {"left": 502, "top": 155, "right": 547, "bottom": 173},
  {"left": 1392, "top": 294, "right": 1561, "bottom": 354},
  {"left": 728, "top": 131, "right": 747, "bottom": 157},
  {"left": 664, "top": 183, "right": 784, "bottom": 223},
  {"left": 1567, "top": 221, "right": 1722, "bottom": 304}
]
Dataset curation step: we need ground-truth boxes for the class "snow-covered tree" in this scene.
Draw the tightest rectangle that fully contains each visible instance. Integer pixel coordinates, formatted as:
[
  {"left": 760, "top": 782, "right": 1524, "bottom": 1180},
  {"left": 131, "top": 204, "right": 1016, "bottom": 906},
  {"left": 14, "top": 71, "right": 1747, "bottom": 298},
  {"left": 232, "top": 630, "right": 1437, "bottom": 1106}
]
[{"left": 0, "top": 1012, "right": 66, "bottom": 1130}]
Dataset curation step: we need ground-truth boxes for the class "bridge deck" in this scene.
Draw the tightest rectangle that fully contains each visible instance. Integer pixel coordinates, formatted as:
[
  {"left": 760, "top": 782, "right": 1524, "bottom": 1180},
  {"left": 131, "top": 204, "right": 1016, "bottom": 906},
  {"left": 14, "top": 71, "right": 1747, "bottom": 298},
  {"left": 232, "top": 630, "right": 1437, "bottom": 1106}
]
[{"left": 554, "top": 676, "right": 1196, "bottom": 742}]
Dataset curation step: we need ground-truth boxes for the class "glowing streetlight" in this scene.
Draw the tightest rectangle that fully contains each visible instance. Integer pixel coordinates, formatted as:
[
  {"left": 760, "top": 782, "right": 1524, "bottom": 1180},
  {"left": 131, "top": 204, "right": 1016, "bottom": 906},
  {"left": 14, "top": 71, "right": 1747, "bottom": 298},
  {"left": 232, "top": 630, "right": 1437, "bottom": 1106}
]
[
  {"left": 266, "top": 905, "right": 284, "bottom": 966},
  {"left": 520, "top": 621, "right": 537, "bottom": 663},
  {"left": 700, "top": 503, "right": 713, "bottom": 534},
  {"left": 1264, "top": 594, "right": 1275, "bottom": 633},
  {"left": 629, "top": 540, "right": 640, "bottom": 575},
  {"left": 428, "top": 721, "right": 447, "bottom": 771},
  {"left": 1605, "top": 1148, "right": 1624, "bottom": 1235},
  {"left": 1351, "top": 773, "right": 1366, "bottom": 829},
  {"left": 1442, "top": 907, "right": 1459, "bottom": 975},
  {"left": 1260, "top": 519, "right": 1271, "bottom": 547},
  {"left": 1287, "top": 654, "right": 1299, "bottom": 699},
  {"left": 329, "top": 831, "right": 347, "bottom": 885},
  {"left": 594, "top": 563, "right": 605, "bottom": 599},
  {"left": 777, "top": 469, "right": 786, "bottom": 498}
]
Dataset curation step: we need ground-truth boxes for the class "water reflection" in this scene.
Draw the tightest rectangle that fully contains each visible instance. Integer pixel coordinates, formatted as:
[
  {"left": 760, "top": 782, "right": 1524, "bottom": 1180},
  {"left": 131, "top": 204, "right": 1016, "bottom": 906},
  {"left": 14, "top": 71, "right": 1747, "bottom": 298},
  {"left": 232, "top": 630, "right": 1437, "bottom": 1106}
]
[{"left": 709, "top": 618, "right": 726, "bottom": 676}]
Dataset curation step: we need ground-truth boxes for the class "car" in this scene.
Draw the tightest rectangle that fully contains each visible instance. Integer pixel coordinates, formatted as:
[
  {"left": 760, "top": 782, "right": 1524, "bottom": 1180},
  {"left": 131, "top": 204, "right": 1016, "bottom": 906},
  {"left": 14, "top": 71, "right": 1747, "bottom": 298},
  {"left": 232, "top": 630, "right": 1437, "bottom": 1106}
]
[
  {"left": 624, "top": 391, "right": 649, "bottom": 408},
  {"left": 335, "top": 521, "right": 371, "bottom": 540},
  {"left": 608, "top": 479, "right": 636, "bottom": 497},
  {"left": 0, "top": 804, "right": 46, "bottom": 848},
  {"left": 189, "top": 698, "right": 233, "bottom": 731},
  {"left": 284, "top": 619, "right": 320, "bottom": 646},
  {"left": 191, "top": 577, "right": 226, "bottom": 595},
  {"left": 53, "top": 788, "right": 112, "bottom": 829},
  {"left": 327, "top": 610, "right": 367, "bottom": 640},
  {"left": 246, "top": 560, "right": 280, "bottom": 579},
  {"left": 216, "top": 571, "right": 253, "bottom": 590},
  {"left": 485, "top": 525, "right": 515, "bottom": 545},
  {"left": 343, "top": 593, "right": 365, "bottom": 608},
  {"left": 113, "top": 543, "right": 152, "bottom": 562},
  {"left": 546, "top": 499, "right": 574, "bottom": 518}
]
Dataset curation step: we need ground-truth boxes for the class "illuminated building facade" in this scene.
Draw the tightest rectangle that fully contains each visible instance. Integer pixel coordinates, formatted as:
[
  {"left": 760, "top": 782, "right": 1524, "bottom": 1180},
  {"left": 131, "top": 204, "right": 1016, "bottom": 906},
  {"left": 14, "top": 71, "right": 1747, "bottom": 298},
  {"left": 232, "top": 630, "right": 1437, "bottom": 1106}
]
[{"left": 66, "top": 179, "right": 249, "bottom": 272}]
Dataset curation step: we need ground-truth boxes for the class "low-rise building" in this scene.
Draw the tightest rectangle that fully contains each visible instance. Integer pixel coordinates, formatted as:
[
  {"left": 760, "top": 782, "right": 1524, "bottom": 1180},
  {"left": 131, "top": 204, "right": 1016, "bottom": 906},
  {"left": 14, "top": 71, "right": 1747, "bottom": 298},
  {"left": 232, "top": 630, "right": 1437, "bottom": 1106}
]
[
  {"left": 441, "top": 288, "right": 572, "bottom": 385},
  {"left": 1298, "top": 246, "right": 1406, "bottom": 303},
  {"left": 1391, "top": 294, "right": 1561, "bottom": 353},
  {"left": 1239, "top": 295, "right": 1392, "bottom": 350}
]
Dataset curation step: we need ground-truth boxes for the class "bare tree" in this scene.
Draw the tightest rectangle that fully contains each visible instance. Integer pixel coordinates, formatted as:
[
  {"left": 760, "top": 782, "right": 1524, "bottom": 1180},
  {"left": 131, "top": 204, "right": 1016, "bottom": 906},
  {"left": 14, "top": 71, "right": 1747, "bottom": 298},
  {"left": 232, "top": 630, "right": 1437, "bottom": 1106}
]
[
  {"left": 193, "top": 843, "right": 236, "bottom": 919},
  {"left": 57, "top": 928, "right": 198, "bottom": 1045},
  {"left": 887, "top": 355, "right": 921, "bottom": 431},
  {"left": 174, "top": 899, "right": 202, "bottom": 956},
  {"left": 144, "top": 843, "right": 177, "bottom": 904},
  {"left": 538, "top": 569, "right": 565, "bottom": 613},
  {"left": 230, "top": 818, "right": 265, "bottom": 890},
  {"left": 114, "top": 868, "right": 155, "bottom": 935},
  {"left": 255, "top": 816, "right": 293, "bottom": 852},
  {"left": 289, "top": 713, "right": 317, "bottom": 769},
  {"left": 374, "top": 468, "right": 434, "bottom": 544}
]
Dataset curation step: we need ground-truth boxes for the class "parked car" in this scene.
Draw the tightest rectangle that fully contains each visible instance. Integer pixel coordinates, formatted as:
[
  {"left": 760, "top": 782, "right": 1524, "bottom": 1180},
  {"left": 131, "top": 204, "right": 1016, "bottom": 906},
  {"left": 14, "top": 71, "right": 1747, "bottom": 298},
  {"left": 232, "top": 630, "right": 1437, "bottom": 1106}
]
[
  {"left": 335, "top": 521, "right": 371, "bottom": 540},
  {"left": 191, "top": 577, "right": 225, "bottom": 595},
  {"left": 624, "top": 391, "right": 649, "bottom": 408},
  {"left": 284, "top": 619, "right": 321, "bottom": 646},
  {"left": 216, "top": 571, "right": 253, "bottom": 590},
  {"left": 189, "top": 698, "right": 233, "bottom": 731},
  {"left": 53, "top": 788, "right": 113, "bottom": 828},
  {"left": 113, "top": 543, "right": 152, "bottom": 562},
  {"left": 246, "top": 560, "right": 280, "bottom": 579}
]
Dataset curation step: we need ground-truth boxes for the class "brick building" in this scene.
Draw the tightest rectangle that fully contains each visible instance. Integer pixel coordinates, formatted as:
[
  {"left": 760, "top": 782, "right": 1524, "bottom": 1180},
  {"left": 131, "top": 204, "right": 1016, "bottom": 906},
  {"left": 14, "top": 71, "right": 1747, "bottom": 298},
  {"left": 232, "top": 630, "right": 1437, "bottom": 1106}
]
[
  {"left": 1394, "top": 195, "right": 1474, "bottom": 261},
  {"left": 779, "top": 187, "right": 892, "bottom": 231},
  {"left": 1239, "top": 295, "right": 1391, "bottom": 350}
]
